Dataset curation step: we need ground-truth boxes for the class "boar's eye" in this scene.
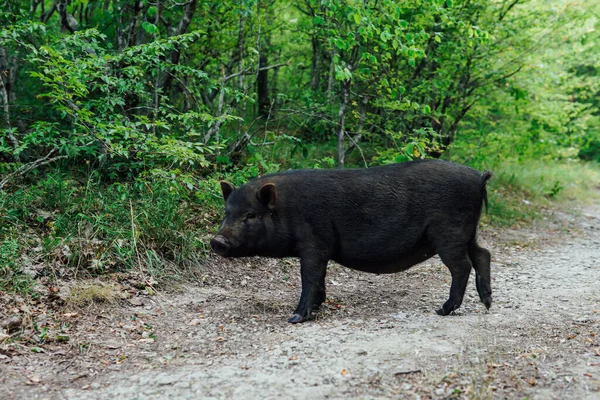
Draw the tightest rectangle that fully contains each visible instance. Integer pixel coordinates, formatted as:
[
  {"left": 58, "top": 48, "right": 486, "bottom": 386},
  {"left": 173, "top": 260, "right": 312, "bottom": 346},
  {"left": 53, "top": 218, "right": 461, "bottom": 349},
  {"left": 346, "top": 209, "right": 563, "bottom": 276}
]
[{"left": 245, "top": 212, "right": 257, "bottom": 220}]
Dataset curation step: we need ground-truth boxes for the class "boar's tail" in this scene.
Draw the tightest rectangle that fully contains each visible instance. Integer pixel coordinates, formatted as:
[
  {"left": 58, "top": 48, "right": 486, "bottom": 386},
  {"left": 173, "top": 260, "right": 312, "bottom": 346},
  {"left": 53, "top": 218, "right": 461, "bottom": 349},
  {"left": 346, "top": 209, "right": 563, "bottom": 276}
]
[{"left": 480, "top": 171, "right": 493, "bottom": 213}]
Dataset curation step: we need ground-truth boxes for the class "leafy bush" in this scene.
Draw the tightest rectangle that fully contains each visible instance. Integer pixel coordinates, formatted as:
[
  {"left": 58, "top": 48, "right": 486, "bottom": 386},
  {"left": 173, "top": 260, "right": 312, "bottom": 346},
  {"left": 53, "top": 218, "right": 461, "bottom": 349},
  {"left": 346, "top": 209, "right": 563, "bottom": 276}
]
[
  {"left": 579, "top": 134, "right": 600, "bottom": 162},
  {"left": 0, "top": 170, "right": 223, "bottom": 284}
]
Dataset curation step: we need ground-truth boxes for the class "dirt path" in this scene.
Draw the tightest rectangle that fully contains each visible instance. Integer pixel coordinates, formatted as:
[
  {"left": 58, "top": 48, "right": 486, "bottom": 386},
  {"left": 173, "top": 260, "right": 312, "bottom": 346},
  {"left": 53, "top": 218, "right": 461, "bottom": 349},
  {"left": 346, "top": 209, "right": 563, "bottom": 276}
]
[{"left": 2, "top": 204, "right": 599, "bottom": 399}]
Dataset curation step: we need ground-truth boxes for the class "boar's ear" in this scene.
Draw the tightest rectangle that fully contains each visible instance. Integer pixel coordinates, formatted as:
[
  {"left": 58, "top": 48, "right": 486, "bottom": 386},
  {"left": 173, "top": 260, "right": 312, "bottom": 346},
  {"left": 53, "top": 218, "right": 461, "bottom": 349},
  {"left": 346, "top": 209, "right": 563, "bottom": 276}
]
[
  {"left": 257, "top": 183, "right": 277, "bottom": 210},
  {"left": 219, "top": 181, "right": 235, "bottom": 202}
]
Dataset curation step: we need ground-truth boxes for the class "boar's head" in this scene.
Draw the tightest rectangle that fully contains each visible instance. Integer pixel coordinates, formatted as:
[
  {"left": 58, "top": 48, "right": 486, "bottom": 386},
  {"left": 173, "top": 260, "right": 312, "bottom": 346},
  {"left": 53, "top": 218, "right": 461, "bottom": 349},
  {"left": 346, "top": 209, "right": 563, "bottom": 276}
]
[{"left": 210, "top": 180, "right": 280, "bottom": 258}]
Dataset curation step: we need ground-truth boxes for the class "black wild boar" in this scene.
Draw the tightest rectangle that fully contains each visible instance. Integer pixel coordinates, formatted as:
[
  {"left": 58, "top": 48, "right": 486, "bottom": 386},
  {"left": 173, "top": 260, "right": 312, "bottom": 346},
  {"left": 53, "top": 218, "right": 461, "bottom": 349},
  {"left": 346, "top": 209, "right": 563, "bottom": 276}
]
[{"left": 211, "top": 160, "right": 492, "bottom": 323}]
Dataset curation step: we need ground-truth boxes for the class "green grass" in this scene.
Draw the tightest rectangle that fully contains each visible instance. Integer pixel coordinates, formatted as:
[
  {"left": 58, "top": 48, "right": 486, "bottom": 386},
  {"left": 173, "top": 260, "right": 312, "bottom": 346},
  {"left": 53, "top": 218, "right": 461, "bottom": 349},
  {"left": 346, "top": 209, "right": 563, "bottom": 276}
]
[
  {"left": 67, "top": 281, "right": 125, "bottom": 306},
  {"left": 473, "top": 159, "right": 600, "bottom": 226},
  {"left": 0, "top": 238, "right": 35, "bottom": 295},
  {"left": 0, "top": 169, "right": 225, "bottom": 296}
]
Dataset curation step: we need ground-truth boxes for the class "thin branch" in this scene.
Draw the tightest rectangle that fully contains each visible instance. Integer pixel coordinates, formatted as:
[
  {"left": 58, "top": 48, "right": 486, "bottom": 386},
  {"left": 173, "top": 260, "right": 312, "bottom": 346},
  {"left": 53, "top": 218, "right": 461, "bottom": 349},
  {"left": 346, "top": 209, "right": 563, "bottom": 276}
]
[
  {"left": 223, "top": 60, "right": 292, "bottom": 83},
  {"left": 492, "top": 64, "right": 523, "bottom": 83},
  {"left": 344, "top": 95, "right": 368, "bottom": 159},
  {"left": 41, "top": 0, "right": 58, "bottom": 24},
  {"left": 228, "top": 117, "right": 263, "bottom": 159},
  {"left": 499, "top": 0, "right": 521, "bottom": 22},
  {"left": 344, "top": 130, "right": 368, "bottom": 168},
  {"left": 469, "top": 65, "right": 523, "bottom": 93},
  {"left": 394, "top": 370, "right": 422, "bottom": 376},
  {"left": 0, "top": 150, "right": 67, "bottom": 190}
]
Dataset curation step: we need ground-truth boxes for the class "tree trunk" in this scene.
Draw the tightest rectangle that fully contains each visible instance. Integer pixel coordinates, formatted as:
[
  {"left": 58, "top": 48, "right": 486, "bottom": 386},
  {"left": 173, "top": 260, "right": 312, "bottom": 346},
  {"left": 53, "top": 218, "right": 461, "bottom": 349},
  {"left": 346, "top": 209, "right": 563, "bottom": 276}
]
[
  {"left": 236, "top": 12, "right": 246, "bottom": 135},
  {"left": 0, "top": 47, "right": 20, "bottom": 160},
  {"left": 160, "top": 0, "right": 198, "bottom": 93},
  {"left": 311, "top": 36, "right": 320, "bottom": 91},
  {"left": 127, "top": 1, "right": 143, "bottom": 48},
  {"left": 204, "top": 67, "right": 227, "bottom": 144},
  {"left": 257, "top": 54, "right": 270, "bottom": 118},
  {"left": 336, "top": 79, "right": 351, "bottom": 167},
  {"left": 327, "top": 54, "right": 334, "bottom": 101},
  {"left": 270, "top": 52, "right": 280, "bottom": 112}
]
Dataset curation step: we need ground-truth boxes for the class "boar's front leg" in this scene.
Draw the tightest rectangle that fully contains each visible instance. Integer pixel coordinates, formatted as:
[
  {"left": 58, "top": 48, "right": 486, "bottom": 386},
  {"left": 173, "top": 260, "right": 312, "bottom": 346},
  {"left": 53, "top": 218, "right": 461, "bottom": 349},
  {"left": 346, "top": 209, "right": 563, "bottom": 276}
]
[{"left": 288, "top": 254, "right": 328, "bottom": 324}]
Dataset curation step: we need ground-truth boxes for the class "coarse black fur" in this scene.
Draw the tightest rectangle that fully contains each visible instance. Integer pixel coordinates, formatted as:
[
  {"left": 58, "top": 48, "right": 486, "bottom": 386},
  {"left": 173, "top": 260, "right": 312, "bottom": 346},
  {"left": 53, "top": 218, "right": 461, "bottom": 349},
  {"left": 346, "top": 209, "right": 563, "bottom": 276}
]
[{"left": 211, "top": 159, "right": 493, "bottom": 323}]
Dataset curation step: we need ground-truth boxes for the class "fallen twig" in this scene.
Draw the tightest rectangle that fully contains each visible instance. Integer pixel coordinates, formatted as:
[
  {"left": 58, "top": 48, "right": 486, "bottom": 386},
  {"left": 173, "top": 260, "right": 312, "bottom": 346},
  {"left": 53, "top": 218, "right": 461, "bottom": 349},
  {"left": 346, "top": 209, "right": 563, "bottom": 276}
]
[
  {"left": 394, "top": 369, "right": 422, "bottom": 376},
  {"left": 0, "top": 149, "right": 67, "bottom": 189}
]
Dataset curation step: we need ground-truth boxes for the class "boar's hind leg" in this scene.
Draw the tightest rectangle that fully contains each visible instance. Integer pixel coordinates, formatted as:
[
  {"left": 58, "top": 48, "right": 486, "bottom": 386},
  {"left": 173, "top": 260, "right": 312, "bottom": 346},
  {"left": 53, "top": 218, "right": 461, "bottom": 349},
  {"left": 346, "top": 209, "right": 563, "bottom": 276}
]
[
  {"left": 288, "top": 256, "right": 328, "bottom": 324},
  {"left": 436, "top": 248, "right": 473, "bottom": 316},
  {"left": 469, "top": 243, "right": 492, "bottom": 310}
]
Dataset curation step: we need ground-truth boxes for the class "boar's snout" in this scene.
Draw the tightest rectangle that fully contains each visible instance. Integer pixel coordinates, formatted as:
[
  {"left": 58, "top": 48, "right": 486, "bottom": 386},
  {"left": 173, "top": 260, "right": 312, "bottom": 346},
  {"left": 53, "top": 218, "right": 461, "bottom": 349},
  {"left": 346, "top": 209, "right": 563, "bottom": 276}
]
[{"left": 210, "top": 235, "right": 231, "bottom": 256}]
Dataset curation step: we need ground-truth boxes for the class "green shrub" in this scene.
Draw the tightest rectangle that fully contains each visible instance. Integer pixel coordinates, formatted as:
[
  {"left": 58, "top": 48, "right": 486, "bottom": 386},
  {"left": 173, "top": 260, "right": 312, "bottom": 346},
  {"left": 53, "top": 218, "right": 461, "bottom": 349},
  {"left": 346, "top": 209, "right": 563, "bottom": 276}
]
[{"left": 579, "top": 135, "right": 600, "bottom": 162}]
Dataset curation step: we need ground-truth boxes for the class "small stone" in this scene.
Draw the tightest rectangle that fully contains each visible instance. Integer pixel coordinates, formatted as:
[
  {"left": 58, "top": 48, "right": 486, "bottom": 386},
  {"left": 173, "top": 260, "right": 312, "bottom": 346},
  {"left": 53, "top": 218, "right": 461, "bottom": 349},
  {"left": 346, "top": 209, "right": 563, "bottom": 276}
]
[
  {"left": 104, "top": 341, "right": 122, "bottom": 349},
  {"left": 155, "top": 374, "right": 177, "bottom": 386},
  {"left": 128, "top": 298, "right": 144, "bottom": 307},
  {"left": 1, "top": 316, "right": 22, "bottom": 333}
]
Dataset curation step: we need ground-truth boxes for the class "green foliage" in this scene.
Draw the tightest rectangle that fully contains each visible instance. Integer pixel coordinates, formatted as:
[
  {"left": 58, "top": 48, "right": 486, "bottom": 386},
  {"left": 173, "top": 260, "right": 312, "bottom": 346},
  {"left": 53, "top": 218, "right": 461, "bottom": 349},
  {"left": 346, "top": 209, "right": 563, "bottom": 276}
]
[
  {"left": 579, "top": 134, "right": 600, "bottom": 162},
  {"left": 2, "top": 0, "right": 599, "bottom": 173},
  {"left": 455, "top": 1, "right": 600, "bottom": 166},
  {"left": 0, "top": 170, "right": 223, "bottom": 287},
  {"left": 291, "top": 0, "right": 495, "bottom": 160},
  {"left": 452, "top": 153, "right": 600, "bottom": 226},
  {"left": 22, "top": 28, "right": 225, "bottom": 173}
]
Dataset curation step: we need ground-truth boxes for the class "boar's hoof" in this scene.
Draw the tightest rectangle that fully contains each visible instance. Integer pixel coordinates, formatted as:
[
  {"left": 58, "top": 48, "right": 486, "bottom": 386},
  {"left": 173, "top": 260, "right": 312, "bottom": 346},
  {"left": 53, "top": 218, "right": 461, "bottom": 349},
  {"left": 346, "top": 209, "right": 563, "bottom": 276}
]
[
  {"left": 480, "top": 294, "right": 492, "bottom": 310},
  {"left": 288, "top": 314, "right": 304, "bottom": 324},
  {"left": 436, "top": 307, "right": 455, "bottom": 316},
  {"left": 288, "top": 313, "right": 313, "bottom": 324}
]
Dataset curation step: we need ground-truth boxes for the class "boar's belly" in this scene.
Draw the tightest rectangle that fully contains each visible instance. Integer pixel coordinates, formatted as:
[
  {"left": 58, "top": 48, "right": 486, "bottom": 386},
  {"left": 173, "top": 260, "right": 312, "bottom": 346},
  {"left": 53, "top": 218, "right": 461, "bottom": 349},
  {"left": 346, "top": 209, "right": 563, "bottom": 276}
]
[{"left": 334, "top": 242, "right": 437, "bottom": 274}]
